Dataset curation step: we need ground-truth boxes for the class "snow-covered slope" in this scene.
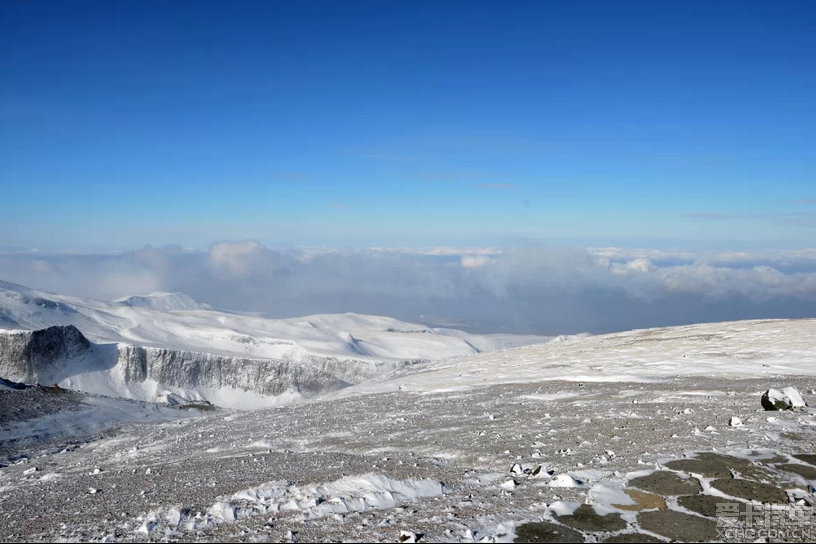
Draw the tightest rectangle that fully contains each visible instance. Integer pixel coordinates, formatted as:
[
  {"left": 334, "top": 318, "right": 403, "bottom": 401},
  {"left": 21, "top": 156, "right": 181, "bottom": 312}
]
[
  {"left": 115, "top": 292, "right": 213, "bottom": 311},
  {"left": 346, "top": 318, "right": 816, "bottom": 396},
  {"left": 0, "top": 281, "right": 552, "bottom": 407}
]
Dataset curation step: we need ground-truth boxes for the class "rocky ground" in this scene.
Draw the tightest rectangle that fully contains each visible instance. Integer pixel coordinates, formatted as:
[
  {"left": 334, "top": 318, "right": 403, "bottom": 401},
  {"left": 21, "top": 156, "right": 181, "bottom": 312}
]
[{"left": 2, "top": 376, "right": 816, "bottom": 542}]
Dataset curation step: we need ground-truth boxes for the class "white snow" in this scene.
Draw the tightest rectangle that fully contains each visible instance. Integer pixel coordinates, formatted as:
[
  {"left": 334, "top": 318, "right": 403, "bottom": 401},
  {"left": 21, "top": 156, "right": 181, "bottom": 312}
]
[
  {"left": 115, "top": 292, "right": 213, "bottom": 312},
  {"left": 547, "top": 474, "right": 581, "bottom": 488},
  {"left": 782, "top": 386, "right": 807, "bottom": 409},
  {"left": 138, "top": 474, "right": 445, "bottom": 535},
  {"left": 342, "top": 319, "right": 816, "bottom": 396},
  {"left": 0, "top": 280, "right": 549, "bottom": 364},
  {"left": 588, "top": 483, "right": 637, "bottom": 506},
  {"left": 0, "top": 280, "right": 551, "bottom": 407},
  {"left": 766, "top": 387, "right": 808, "bottom": 410}
]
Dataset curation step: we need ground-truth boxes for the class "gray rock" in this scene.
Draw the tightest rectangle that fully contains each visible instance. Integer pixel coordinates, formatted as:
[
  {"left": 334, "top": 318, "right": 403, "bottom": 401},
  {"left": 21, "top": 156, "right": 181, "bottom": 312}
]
[
  {"left": 638, "top": 510, "right": 720, "bottom": 542},
  {"left": 0, "top": 326, "right": 90, "bottom": 384},
  {"left": 709, "top": 478, "right": 788, "bottom": 504},
  {"left": 628, "top": 470, "right": 701, "bottom": 495},
  {"left": 775, "top": 463, "right": 816, "bottom": 480},
  {"left": 793, "top": 454, "right": 816, "bottom": 466},
  {"left": 677, "top": 494, "right": 732, "bottom": 517},
  {"left": 514, "top": 522, "right": 584, "bottom": 543},
  {"left": 556, "top": 505, "right": 626, "bottom": 532},
  {"left": 663, "top": 452, "right": 775, "bottom": 481}
]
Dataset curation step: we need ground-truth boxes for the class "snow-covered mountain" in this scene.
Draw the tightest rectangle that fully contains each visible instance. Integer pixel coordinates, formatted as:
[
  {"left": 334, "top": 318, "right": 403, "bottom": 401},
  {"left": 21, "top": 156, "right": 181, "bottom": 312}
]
[
  {"left": 115, "top": 292, "right": 213, "bottom": 312},
  {"left": 0, "top": 280, "right": 551, "bottom": 407}
]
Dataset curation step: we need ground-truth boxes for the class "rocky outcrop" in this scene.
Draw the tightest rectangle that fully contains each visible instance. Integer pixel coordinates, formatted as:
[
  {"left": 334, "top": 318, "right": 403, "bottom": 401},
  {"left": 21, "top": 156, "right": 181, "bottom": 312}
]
[
  {"left": 115, "top": 345, "right": 351, "bottom": 398},
  {"left": 282, "top": 352, "right": 422, "bottom": 386},
  {"left": 0, "top": 325, "right": 90, "bottom": 383}
]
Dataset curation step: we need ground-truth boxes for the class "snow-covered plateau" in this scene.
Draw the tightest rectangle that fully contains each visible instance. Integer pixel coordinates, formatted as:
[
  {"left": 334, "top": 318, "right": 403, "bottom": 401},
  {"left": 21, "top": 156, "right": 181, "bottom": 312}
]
[
  {"left": 2, "top": 280, "right": 816, "bottom": 542},
  {"left": 0, "top": 280, "right": 550, "bottom": 408}
]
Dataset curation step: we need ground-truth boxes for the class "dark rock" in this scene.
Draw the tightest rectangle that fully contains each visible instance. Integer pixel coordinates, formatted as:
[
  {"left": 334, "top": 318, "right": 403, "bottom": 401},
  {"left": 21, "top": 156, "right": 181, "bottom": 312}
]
[
  {"left": 776, "top": 463, "right": 816, "bottom": 480},
  {"left": 793, "top": 454, "right": 816, "bottom": 466},
  {"left": 628, "top": 470, "right": 701, "bottom": 495},
  {"left": 556, "top": 504, "right": 627, "bottom": 532},
  {"left": 762, "top": 389, "right": 791, "bottom": 411},
  {"left": 638, "top": 510, "right": 720, "bottom": 542},
  {"left": 761, "top": 387, "right": 806, "bottom": 411},
  {"left": 663, "top": 452, "right": 775, "bottom": 481},
  {"left": 0, "top": 325, "right": 90, "bottom": 383},
  {"left": 677, "top": 494, "right": 732, "bottom": 517},
  {"left": 513, "top": 522, "right": 584, "bottom": 543},
  {"left": 709, "top": 478, "right": 787, "bottom": 504},
  {"left": 0, "top": 377, "right": 30, "bottom": 390}
]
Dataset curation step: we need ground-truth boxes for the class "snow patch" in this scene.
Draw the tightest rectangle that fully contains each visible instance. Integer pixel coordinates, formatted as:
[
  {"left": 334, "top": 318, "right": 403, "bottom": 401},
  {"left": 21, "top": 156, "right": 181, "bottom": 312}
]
[{"left": 137, "top": 474, "right": 446, "bottom": 535}]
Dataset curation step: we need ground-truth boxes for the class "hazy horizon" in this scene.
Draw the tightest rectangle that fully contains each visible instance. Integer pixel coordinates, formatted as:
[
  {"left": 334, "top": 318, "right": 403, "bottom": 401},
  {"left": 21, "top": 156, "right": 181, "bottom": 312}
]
[{"left": 3, "top": 241, "right": 816, "bottom": 335}]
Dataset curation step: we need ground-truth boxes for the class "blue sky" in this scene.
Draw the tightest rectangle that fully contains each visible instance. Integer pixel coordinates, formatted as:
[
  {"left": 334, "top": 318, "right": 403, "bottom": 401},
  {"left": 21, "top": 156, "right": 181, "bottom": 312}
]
[{"left": 1, "top": 0, "right": 814, "bottom": 250}]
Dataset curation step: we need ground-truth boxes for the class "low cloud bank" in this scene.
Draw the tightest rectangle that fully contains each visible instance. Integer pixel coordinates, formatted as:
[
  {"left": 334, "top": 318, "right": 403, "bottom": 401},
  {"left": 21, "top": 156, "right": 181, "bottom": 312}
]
[{"left": 2, "top": 243, "right": 815, "bottom": 334}]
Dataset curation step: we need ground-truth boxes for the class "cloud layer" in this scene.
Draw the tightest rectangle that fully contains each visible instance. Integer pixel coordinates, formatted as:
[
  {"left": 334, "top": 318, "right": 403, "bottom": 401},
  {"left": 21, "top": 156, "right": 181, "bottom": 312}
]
[{"left": 2, "top": 243, "right": 816, "bottom": 334}]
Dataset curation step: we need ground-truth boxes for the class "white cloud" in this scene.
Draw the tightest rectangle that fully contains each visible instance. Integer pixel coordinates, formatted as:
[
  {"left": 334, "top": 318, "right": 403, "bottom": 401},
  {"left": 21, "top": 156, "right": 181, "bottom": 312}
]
[
  {"left": 460, "top": 255, "right": 493, "bottom": 268},
  {"left": 208, "top": 240, "right": 272, "bottom": 279},
  {"left": 2, "top": 242, "right": 816, "bottom": 334}
]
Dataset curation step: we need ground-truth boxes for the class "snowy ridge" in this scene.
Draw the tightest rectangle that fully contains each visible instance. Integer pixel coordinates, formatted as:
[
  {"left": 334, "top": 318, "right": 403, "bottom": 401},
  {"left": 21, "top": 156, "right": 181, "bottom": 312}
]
[
  {"left": 0, "top": 281, "right": 549, "bottom": 362},
  {"left": 0, "top": 281, "right": 551, "bottom": 407},
  {"left": 115, "top": 292, "right": 213, "bottom": 312}
]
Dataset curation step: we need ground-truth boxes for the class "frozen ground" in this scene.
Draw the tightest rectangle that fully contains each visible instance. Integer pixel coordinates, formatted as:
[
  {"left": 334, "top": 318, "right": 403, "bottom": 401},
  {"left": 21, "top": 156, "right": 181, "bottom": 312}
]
[{"left": 2, "top": 318, "right": 816, "bottom": 542}]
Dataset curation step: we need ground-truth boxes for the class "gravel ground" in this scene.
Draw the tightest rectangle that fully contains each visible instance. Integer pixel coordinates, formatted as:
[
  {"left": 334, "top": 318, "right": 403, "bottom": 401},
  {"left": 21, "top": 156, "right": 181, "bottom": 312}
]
[{"left": 2, "top": 377, "right": 816, "bottom": 542}]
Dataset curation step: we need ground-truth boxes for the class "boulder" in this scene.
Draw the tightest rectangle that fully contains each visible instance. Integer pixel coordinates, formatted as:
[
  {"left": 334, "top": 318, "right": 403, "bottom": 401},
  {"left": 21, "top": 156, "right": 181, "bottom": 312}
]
[{"left": 762, "top": 387, "right": 807, "bottom": 411}]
